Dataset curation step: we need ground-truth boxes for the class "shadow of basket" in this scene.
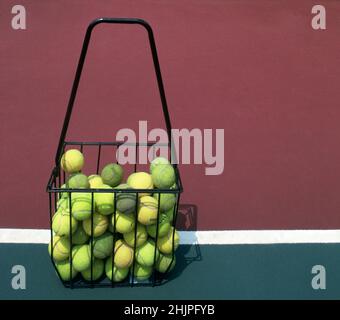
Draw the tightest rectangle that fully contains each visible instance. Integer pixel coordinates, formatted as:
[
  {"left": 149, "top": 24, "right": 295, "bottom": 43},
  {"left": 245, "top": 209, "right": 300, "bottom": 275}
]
[{"left": 155, "top": 204, "right": 202, "bottom": 285}]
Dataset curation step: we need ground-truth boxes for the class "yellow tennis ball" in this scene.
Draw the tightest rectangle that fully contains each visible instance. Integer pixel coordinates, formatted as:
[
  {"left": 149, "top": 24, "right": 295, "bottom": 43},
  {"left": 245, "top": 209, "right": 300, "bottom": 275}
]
[
  {"left": 132, "top": 263, "right": 153, "bottom": 281},
  {"left": 88, "top": 175, "right": 104, "bottom": 188},
  {"left": 93, "top": 232, "right": 113, "bottom": 259},
  {"left": 52, "top": 208, "right": 78, "bottom": 237},
  {"left": 81, "top": 258, "right": 104, "bottom": 281},
  {"left": 123, "top": 223, "right": 148, "bottom": 248},
  {"left": 127, "top": 172, "right": 153, "bottom": 196},
  {"left": 55, "top": 259, "right": 78, "bottom": 281},
  {"left": 153, "top": 193, "right": 176, "bottom": 212},
  {"left": 138, "top": 196, "right": 159, "bottom": 225},
  {"left": 114, "top": 239, "right": 134, "bottom": 269},
  {"left": 56, "top": 197, "right": 69, "bottom": 210},
  {"left": 83, "top": 212, "right": 109, "bottom": 237},
  {"left": 72, "top": 224, "right": 90, "bottom": 245},
  {"left": 136, "top": 239, "right": 159, "bottom": 267},
  {"left": 72, "top": 244, "right": 91, "bottom": 272},
  {"left": 112, "top": 211, "right": 135, "bottom": 234},
  {"left": 61, "top": 149, "right": 84, "bottom": 173},
  {"left": 164, "top": 208, "right": 176, "bottom": 222},
  {"left": 94, "top": 184, "right": 115, "bottom": 215},
  {"left": 157, "top": 227, "right": 180, "bottom": 254},
  {"left": 58, "top": 184, "right": 68, "bottom": 200},
  {"left": 156, "top": 253, "right": 176, "bottom": 273},
  {"left": 71, "top": 192, "right": 93, "bottom": 220},
  {"left": 48, "top": 236, "right": 70, "bottom": 262},
  {"left": 105, "top": 256, "right": 129, "bottom": 282}
]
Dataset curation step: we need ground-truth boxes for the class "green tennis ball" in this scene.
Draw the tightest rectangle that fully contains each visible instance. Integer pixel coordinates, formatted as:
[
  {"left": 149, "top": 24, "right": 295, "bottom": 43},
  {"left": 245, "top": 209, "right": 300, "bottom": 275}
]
[
  {"left": 48, "top": 236, "right": 70, "bottom": 262},
  {"left": 72, "top": 225, "right": 90, "bottom": 245},
  {"left": 105, "top": 256, "right": 129, "bottom": 282},
  {"left": 94, "top": 184, "right": 115, "bottom": 215},
  {"left": 101, "top": 163, "right": 124, "bottom": 187},
  {"left": 150, "top": 157, "right": 170, "bottom": 174},
  {"left": 114, "top": 239, "right": 134, "bottom": 268},
  {"left": 153, "top": 193, "right": 176, "bottom": 212},
  {"left": 56, "top": 197, "right": 69, "bottom": 210},
  {"left": 71, "top": 192, "right": 93, "bottom": 220},
  {"left": 157, "top": 227, "right": 180, "bottom": 254},
  {"left": 151, "top": 164, "right": 176, "bottom": 189},
  {"left": 55, "top": 259, "right": 78, "bottom": 281},
  {"left": 88, "top": 175, "right": 104, "bottom": 188},
  {"left": 72, "top": 244, "right": 91, "bottom": 272},
  {"left": 147, "top": 214, "right": 171, "bottom": 238},
  {"left": 132, "top": 263, "right": 153, "bottom": 281},
  {"left": 136, "top": 239, "right": 159, "bottom": 267},
  {"left": 81, "top": 258, "right": 104, "bottom": 281},
  {"left": 67, "top": 173, "right": 89, "bottom": 189},
  {"left": 112, "top": 211, "right": 135, "bottom": 234},
  {"left": 123, "top": 223, "right": 148, "bottom": 248},
  {"left": 83, "top": 212, "right": 109, "bottom": 237},
  {"left": 127, "top": 172, "right": 153, "bottom": 196},
  {"left": 164, "top": 208, "right": 176, "bottom": 223},
  {"left": 138, "top": 196, "right": 159, "bottom": 225},
  {"left": 115, "top": 184, "right": 137, "bottom": 214},
  {"left": 156, "top": 253, "right": 176, "bottom": 273},
  {"left": 93, "top": 232, "right": 113, "bottom": 259},
  {"left": 61, "top": 149, "right": 84, "bottom": 173},
  {"left": 52, "top": 208, "right": 78, "bottom": 236}
]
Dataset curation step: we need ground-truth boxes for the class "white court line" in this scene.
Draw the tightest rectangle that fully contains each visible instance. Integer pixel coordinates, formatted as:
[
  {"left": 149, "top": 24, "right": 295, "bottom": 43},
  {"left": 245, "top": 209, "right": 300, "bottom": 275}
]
[{"left": 0, "top": 228, "right": 340, "bottom": 244}]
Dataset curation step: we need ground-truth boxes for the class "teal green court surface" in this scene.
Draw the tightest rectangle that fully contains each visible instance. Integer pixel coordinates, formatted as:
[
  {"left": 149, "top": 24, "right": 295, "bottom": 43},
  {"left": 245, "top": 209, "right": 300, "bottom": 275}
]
[{"left": 0, "top": 244, "right": 339, "bottom": 300}]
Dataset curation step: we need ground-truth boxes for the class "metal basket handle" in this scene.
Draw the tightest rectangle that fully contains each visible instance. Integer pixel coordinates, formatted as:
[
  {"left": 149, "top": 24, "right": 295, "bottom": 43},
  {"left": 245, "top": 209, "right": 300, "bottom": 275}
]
[{"left": 55, "top": 18, "right": 173, "bottom": 166}]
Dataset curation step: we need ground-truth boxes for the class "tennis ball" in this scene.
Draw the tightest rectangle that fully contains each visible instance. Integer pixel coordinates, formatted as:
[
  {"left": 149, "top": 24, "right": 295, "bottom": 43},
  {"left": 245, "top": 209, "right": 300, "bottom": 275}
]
[
  {"left": 94, "top": 184, "right": 115, "bottom": 215},
  {"left": 105, "top": 256, "right": 129, "bottom": 282},
  {"left": 93, "top": 232, "right": 113, "bottom": 259},
  {"left": 83, "top": 212, "right": 109, "bottom": 237},
  {"left": 151, "top": 164, "right": 176, "bottom": 189},
  {"left": 150, "top": 157, "right": 170, "bottom": 173},
  {"left": 157, "top": 227, "right": 180, "bottom": 254},
  {"left": 115, "top": 184, "right": 137, "bottom": 214},
  {"left": 123, "top": 223, "right": 148, "bottom": 248},
  {"left": 114, "top": 239, "right": 134, "bottom": 268},
  {"left": 112, "top": 211, "right": 135, "bottom": 234},
  {"left": 127, "top": 172, "right": 153, "bottom": 196},
  {"left": 71, "top": 192, "right": 93, "bottom": 220},
  {"left": 138, "top": 196, "right": 159, "bottom": 225},
  {"left": 156, "top": 253, "right": 176, "bottom": 273},
  {"left": 136, "top": 239, "right": 159, "bottom": 267},
  {"left": 88, "top": 175, "right": 104, "bottom": 188},
  {"left": 67, "top": 173, "right": 89, "bottom": 189},
  {"left": 52, "top": 208, "right": 78, "bottom": 236},
  {"left": 72, "top": 244, "right": 91, "bottom": 272},
  {"left": 56, "top": 197, "right": 69, "bottom": 210},
  {"left": 153, "top": 193, "right": 176, "bottom": 212},
  {"left": 48, "top": 236, "right": 70, "bottom": 262},
  {"left": 132, "top": 263, "right": 152, "bottom": 281},
  {"left": 81, "top": 258, "right": 104, "bottom": 281},
  {"left": 164, "top": 208, "right": 176, "bottom": 223},
  {"left": 72, "top": 225, "right": 89, "bottom": 245},
  {"left": 61, "top": 149, "right": 84, "bottom": 173},
  {"left": 58, "top": 184, "right": 68, "bottom": 200},
  {"left": 101, "top": 163, "right": 124, "bottom": 187},
  {"left": 55, "top": 259, "right": 78, "bottom": 281},
  {"left": 147, "top": 213, "right": 171, "bottom": 238}
]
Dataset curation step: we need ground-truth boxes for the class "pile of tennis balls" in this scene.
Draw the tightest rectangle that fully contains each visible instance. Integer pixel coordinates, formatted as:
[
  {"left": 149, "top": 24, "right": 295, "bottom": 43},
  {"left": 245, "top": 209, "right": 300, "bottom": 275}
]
[{"left": 48, "top": 149, "right": 179, "bottom": 283}]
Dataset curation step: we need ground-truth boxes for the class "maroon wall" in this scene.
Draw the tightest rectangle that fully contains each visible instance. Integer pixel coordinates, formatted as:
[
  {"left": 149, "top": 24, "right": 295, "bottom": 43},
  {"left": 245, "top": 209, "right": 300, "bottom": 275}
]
[{"left": 1, "top": 0, "right": 340, "bottom": 229}]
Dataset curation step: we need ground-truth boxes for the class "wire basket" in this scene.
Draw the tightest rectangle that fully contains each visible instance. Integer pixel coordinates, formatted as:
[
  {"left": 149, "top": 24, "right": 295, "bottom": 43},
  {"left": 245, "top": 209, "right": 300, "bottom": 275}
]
[{"left": 46, "top": 18, "right": 183, "bottom": 288}]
